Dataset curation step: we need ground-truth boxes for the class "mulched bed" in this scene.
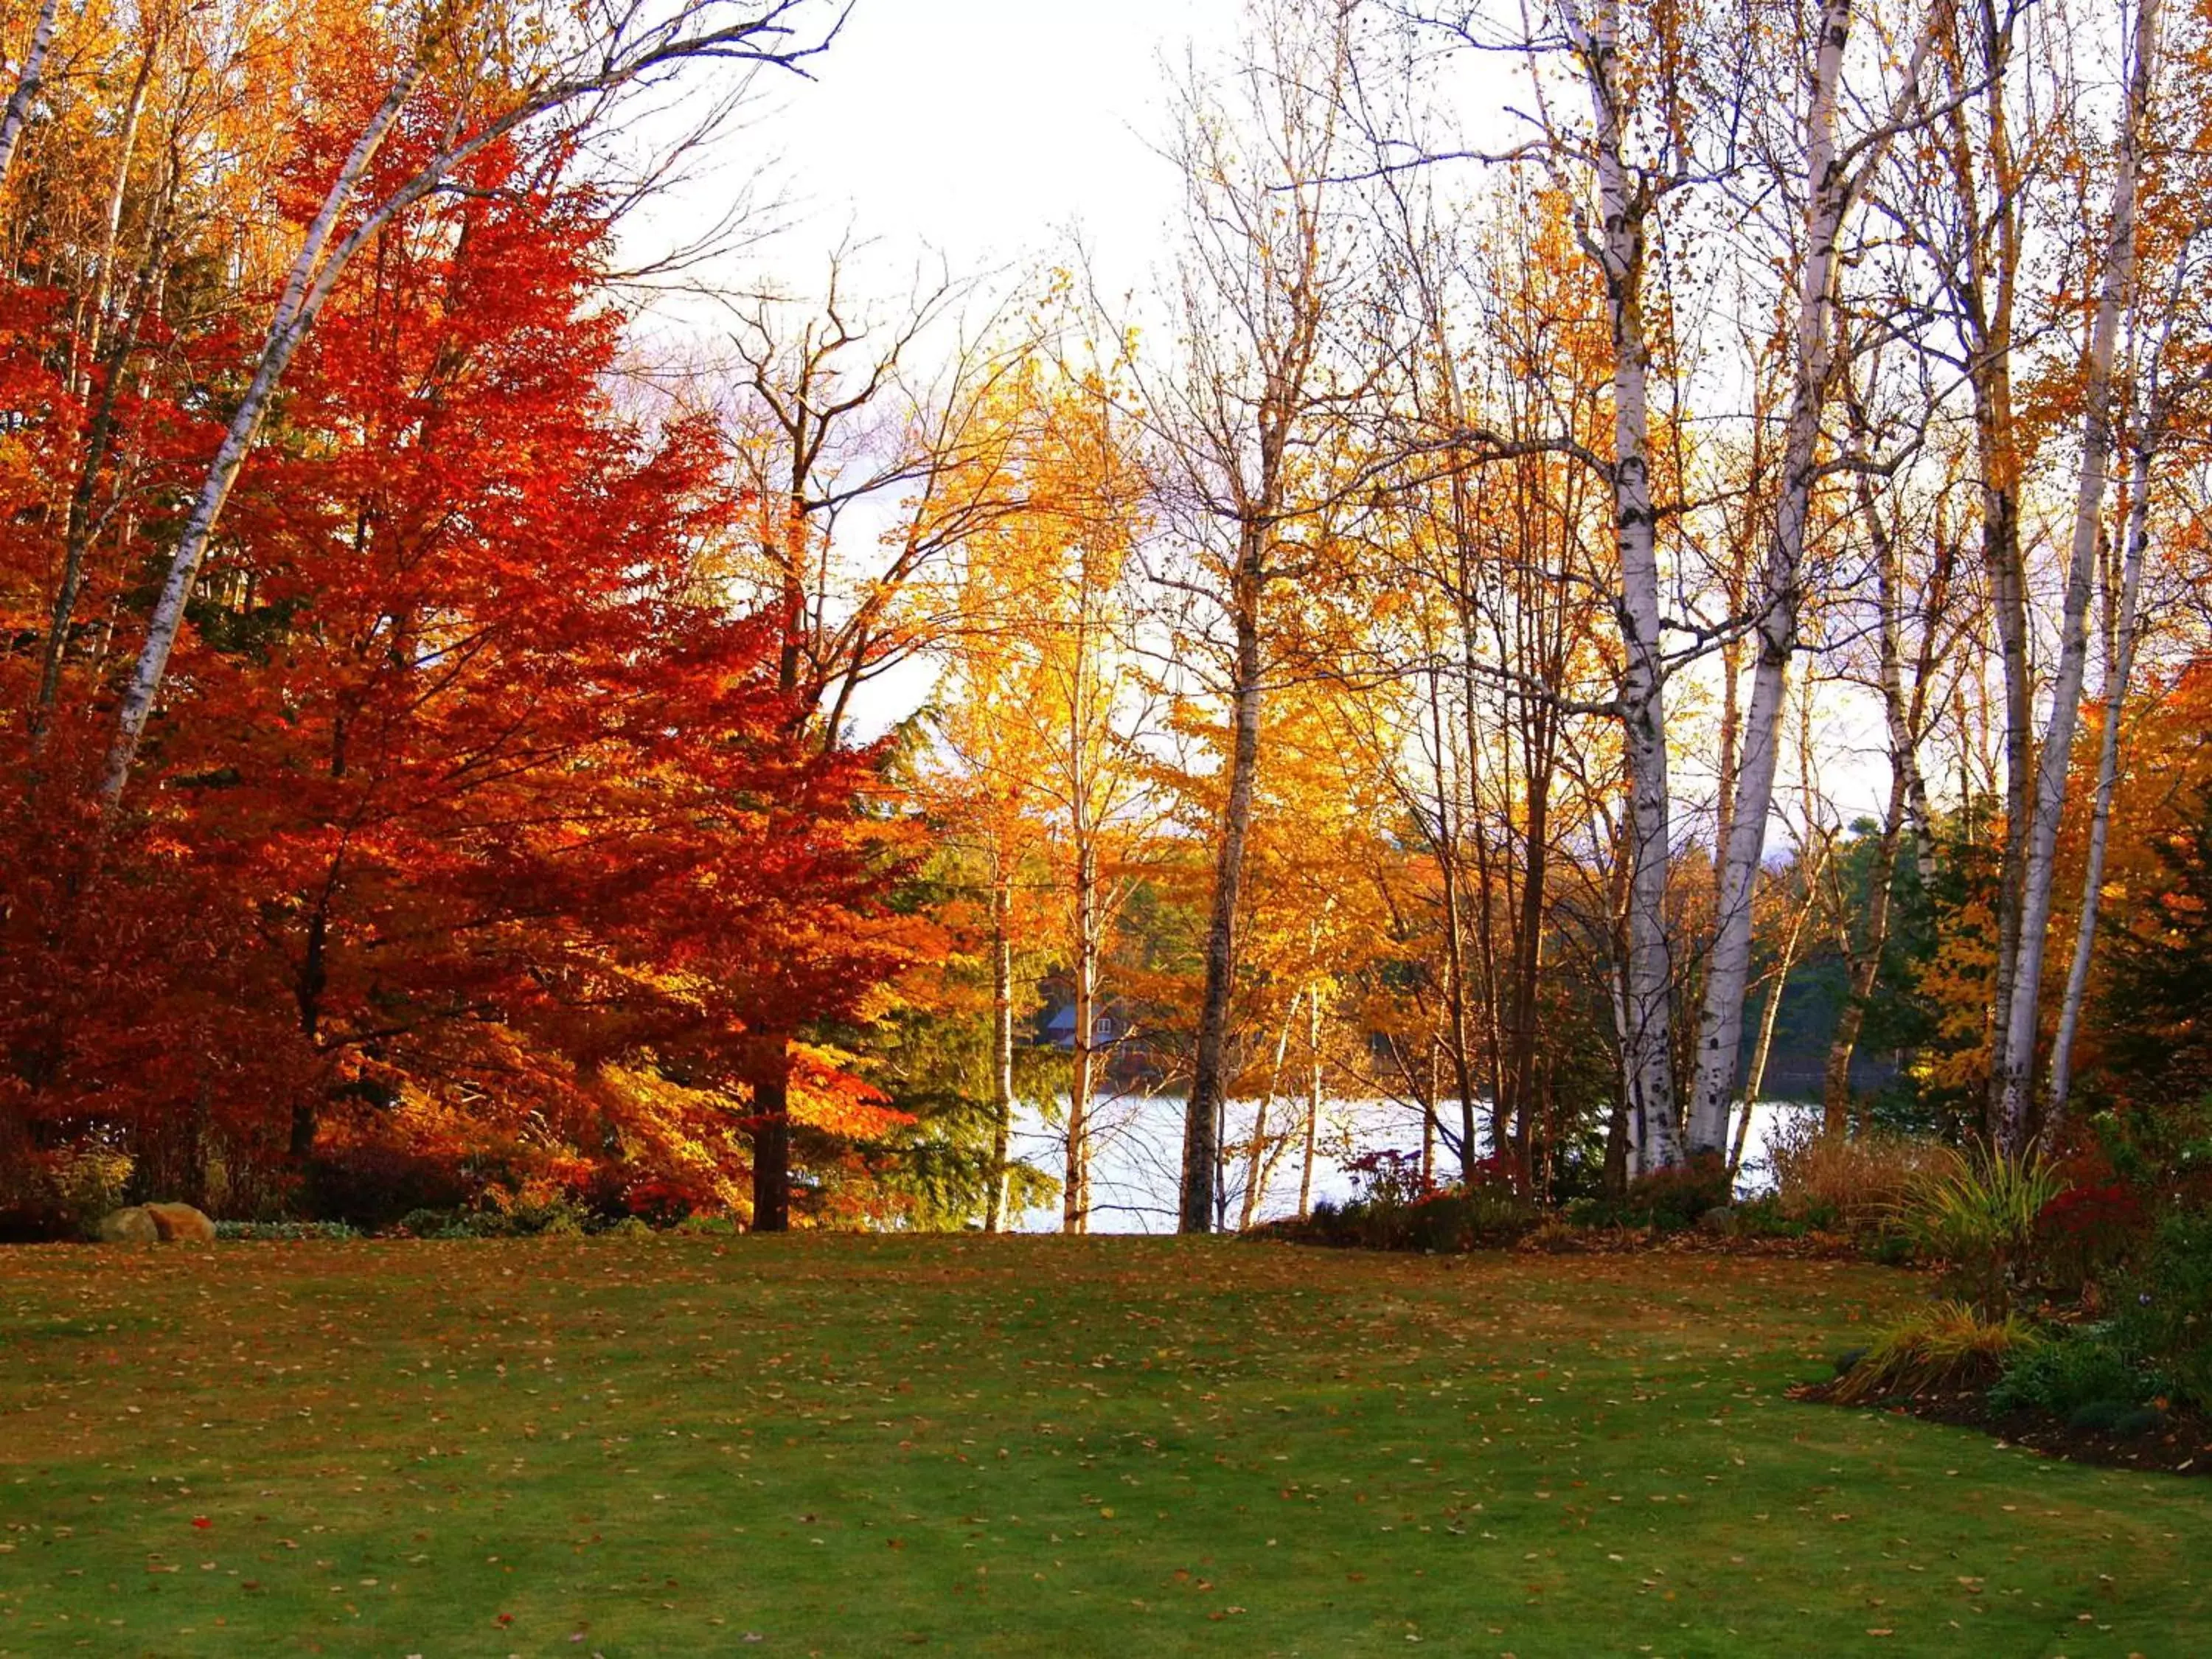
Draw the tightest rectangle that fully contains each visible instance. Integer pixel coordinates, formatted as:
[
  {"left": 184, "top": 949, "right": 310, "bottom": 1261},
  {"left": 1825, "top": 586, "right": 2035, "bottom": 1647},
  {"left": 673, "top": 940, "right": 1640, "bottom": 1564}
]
[
  {"left": 1798, "top": 1382, "right": 2212, "bottom": 1477},
  {"left": 1514, "top": 1224, "right": 1882, "bottom": 1261}
]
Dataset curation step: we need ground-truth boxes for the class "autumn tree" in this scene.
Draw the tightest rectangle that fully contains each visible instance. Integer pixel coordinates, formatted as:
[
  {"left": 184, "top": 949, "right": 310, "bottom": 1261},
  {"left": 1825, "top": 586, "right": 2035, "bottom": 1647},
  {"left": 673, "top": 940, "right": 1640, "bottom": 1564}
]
[{"left": 1151, "top": 0, "right": 1375, "bottom": 1231}]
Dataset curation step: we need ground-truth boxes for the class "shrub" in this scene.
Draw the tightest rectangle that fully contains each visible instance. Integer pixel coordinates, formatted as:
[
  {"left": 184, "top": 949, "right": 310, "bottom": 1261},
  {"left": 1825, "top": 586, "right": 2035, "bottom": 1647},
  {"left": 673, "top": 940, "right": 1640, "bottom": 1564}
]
[
  {"left": 2034, "top": 1178, "right": 2147, "bottom": 1298},
  {"left": 1728, "top": 1195, "right": 1809, "bottom": 1238},
  {"left": 304, "top": 1144, "right": 482, "bottom": 1231},
  {"left": 1860, "top": 1231, "right": 1915, "bottom": 1267},
  {"left": 212, "top": 1220, "right": 360, "bottom": 1242},
  {"left": 1767, "top": 1116, "right": 1950, "bottom": 1234},
  {"left": 1988, "top": 1327, "right": 2164, "bottom": 1416},
  {"left": 2066, "top": 1399, "right": 2167, "bottom": 1436},
  {"left": 675, "top": 1213, "right": 738, "bottom": 1237},
  {"left": 0, "top": 1137, "right": 137, "bottom": 1240},
  {"left": 1895, "top": 1144, "right": 2067, "bottom": 1315},
  {"left": 486, "top": 1192, "right": 594, "bottom": 1237},
  {"left": 407, "top": 1194, "right": 600, "bottom": 1238},
  {"left": 49, "top": 1138, "right": 134, "bottom": 1235},
  {"left": 2109, "top": 1206, "right": 2212, "bottom": 1410},
  {"left": 1576, "top": 1154, "right": 1731, "bottom": 1233},
  {"left": 394, "top": 1207, "right": 473, "bottom": 1238},
  {"left": 621, "top": 1176, "right": 713, "bottom": 1228},
  {"left": 1826, "top": 1301, "right": 2042, "bottom": 1404},
  {"left": 1343, "top": 1149, "right": 1436, "bottom": 1208},
  {"left": 2092, "top": 1094, "right": 2212, "bottom": 1210},
  {"left": 1265, "top": 1183, "right": 1538, "bottom": 1253}
]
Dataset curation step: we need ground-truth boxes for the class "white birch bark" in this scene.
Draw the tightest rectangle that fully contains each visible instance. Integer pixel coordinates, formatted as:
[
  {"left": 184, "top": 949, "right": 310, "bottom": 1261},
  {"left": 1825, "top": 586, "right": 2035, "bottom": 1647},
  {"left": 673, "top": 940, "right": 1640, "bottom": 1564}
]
[
  {"left": 65, "top": 23, "right": 157, "bottom": 403},
  {"left": 1174, "top": 4, "right": 1350, "bottom": 1231},
  {"left": 93, "top": 2, "right": 834, "bottom": 811},
  {"left": 1239, "top": 990, "right": 1299, "bottom": 1230},
  {"left": 1559, "top": 0, "right": 1682, "bottom": 1167},
  {"left": 1687, "top": 0, "right": 1938, "bottom": 1152},
  {"left": 96, "top": 66, "right": 423, "bottom": 807},
  {"left": 2048, "top": 343, "right": 2169, "bottom": 1119},
  {"left": 1298, "top": 990, "right": 1321, "bottom": 1218},
  {"left": 0, "top": 0, "right": 63, "bottom": 190},
  {"left": 1994, "top": 0, "right": 2160, "bottom": 1150}
]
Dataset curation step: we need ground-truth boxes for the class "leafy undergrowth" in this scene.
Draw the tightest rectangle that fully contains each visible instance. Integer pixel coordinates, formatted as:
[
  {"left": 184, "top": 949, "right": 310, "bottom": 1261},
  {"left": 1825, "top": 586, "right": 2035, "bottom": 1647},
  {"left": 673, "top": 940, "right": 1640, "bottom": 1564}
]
[{"left": 0, "top": 1240, "right": 2208, "bottom": 1656}]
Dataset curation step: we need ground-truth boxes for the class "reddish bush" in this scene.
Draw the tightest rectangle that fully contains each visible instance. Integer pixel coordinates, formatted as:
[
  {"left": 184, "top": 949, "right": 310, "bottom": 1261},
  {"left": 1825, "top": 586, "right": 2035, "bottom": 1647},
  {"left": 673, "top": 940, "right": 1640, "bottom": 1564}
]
[
  {"left": 622, "top": 1176, "right": 714, "bottom": 1227},
  {"left": 2035, "top": 1180, "right": 2148, "bottom": 1297}
]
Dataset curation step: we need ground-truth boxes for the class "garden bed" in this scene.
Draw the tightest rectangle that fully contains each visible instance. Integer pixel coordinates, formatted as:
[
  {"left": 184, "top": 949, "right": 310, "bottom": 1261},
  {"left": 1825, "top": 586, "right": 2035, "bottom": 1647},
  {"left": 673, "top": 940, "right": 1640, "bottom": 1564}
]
[{"left": 1798, "top": 1382, "right": 2212, "bottom": 1477}]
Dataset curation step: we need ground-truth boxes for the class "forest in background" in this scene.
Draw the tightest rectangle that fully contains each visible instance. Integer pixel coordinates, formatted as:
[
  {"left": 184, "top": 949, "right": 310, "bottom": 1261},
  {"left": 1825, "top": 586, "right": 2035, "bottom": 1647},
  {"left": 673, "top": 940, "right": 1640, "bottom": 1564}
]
[{"left": 1, "top": 0, "right": 2206, "bottom": 1239}]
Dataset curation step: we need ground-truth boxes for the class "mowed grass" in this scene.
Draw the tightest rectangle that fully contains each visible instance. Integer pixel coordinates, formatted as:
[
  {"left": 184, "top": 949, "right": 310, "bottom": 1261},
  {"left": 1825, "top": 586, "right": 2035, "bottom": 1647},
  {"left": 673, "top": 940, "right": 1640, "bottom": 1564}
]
[{"left": 2, "top": 1239, "right": 2208, "bottom": 1658}]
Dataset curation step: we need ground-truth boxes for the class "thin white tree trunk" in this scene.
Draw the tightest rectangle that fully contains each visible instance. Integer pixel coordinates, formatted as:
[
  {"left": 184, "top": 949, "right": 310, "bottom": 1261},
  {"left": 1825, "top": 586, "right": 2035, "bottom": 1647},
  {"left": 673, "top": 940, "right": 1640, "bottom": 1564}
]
[
  {"left": 1298, "top": 992, "right": 1323, "bottom": 1218},
  {"left": 92, "top": 6, "right": 832, "bottom": 812},
  {"left": 73, "top": 22, "right": 156, "bottom": 393},
  {"left": 1821, "top": 462, "right": 1921, "bottom": 1131},
  {"left": 0, "top": 0, "right": 63, "bottom": 190},
  {"left": 97, "top": 66, "right": 424, "bottom": 809},
  {"left": 1730, "top": 841, "right": 1826, "bottom": 1180},
  {"left": 1239, "top": 989, "right": 1299, "bottom": 1230},
  {"left": 2048, "top": 423, "right": 2157, "bottom": 1119},
  {"left": 1561, "top": 0, "right": 1681, "bottom": 1167},
  {"left": 1686, "top": 0, "right": 1855, "bottom": 1155},
  {"left": 1994, "top": 0, "right": 2159, "bottom": 1149}
]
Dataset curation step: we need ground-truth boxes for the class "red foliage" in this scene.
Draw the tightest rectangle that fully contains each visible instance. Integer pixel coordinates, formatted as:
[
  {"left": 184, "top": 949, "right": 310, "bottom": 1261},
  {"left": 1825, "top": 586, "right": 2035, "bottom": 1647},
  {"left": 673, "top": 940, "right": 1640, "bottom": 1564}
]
[{"left": 0, "top": 118, "right": 928, "bottom": 1223}]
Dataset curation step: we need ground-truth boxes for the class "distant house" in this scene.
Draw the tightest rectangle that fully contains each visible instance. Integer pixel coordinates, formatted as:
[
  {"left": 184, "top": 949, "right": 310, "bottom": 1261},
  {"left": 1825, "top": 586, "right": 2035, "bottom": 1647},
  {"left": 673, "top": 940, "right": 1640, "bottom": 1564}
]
[{"left": 1040, "top": 1002, "right": 1131, "bottom": 1052}]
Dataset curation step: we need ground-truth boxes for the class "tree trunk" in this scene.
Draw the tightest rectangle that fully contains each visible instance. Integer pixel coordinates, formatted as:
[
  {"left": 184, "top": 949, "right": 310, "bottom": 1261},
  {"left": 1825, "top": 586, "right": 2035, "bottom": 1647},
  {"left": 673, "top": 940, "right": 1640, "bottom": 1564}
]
[
  {"left": 1687, "top": 0, "right": 1855, "bottom": 1156},
  {"left": 1065, "top": 844, "right": 1099, "bottom": 1234},
  {"left": 1822, "top": 777, "right": 1906, "bottom": 1134},
  {"left": 1181, "top": 539, "right": 1264, "bottom": 1231},
  {"left": 1504, "top": 737, "right": 1553, "bottom": 1188},
  {"left": 1732, "top": 844, "right": 1825, "bottom": 1179},
  {"left": 2049, "top": 393, "right": 2160, "bottom": 1121},
  {"left": 1239, "top": 990, "right": 1299, "bottom": 1230},
  {"left": 1823, "top": 465, "right": 1918, "bottom": 1131},
  {"left": 1933, "top": 9, "right": 2030, "bottom": 1137},
  {"left": 1565, "top": 0, "right": 1681, "bottom": 1169},
  {"left": 32, "top": 240, "right": 163, "bottom": 748},
  {"left": 984, "top": 856, "right": 1014, "bottom": 1233},
  {"left": 1302, "top": 991, "right": 1324, "bottom": 1215},
  {"left": 749, "top": 1035, "right": 792, "bottom": 1233},
  {"left": 1994, "top": 0, "right": 2156, "bottom": 1149},
  {"left": 98, "top": 67, "right": 427, "bottom": 810},
  {"left": 1429, "top": 669, "right": 1481, "bottom": 1174},
  {"left": 72, "top": 23, "right": 158, "bottom": 395},
  {"left": 0, "top": 0, "right": 63, "bottom": 191}
]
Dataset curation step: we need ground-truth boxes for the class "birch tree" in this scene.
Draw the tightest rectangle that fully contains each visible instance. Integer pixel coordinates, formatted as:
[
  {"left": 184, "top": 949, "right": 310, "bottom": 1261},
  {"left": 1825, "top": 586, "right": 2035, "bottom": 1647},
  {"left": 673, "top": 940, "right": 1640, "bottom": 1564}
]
[
  {"left": 1818, "top": 378, "right": 1964, "bottom": 1130},
  {"left": 2047, "top": 237, "right": 2200, "bottom": 1121},
  {"left": 96, "top": 0, "right": 840, "bottom": 813},
  {"left": 1155, "top": 0, "right": 1368, "bottom": 1232},
  {"left": 1992, "top": 0, "right": 2160, "bottom": 1148},
  {"left": 0, "top": 0, "right": 64, "bottom": 190},
  {"left": 1684, "top": 0, "right": 1940, "bottom": 1157}
]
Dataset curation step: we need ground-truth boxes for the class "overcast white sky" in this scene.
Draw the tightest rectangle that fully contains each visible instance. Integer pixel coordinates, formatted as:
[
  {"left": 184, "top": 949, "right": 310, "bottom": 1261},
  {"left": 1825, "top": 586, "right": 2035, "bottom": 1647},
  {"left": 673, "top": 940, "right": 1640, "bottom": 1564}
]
[
  {"left": 766, "top": 1, "right": 1240, "bottom": 276},
  {"left": 622, "top": 0, "right": 1247, "bottom": 327}
]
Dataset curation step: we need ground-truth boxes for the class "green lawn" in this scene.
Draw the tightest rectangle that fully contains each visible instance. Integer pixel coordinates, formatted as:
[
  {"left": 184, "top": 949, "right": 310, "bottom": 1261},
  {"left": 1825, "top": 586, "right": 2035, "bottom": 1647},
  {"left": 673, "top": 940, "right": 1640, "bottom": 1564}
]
[{"left": 1, "top": 1237, "right": 2205, "bottom": 1657}]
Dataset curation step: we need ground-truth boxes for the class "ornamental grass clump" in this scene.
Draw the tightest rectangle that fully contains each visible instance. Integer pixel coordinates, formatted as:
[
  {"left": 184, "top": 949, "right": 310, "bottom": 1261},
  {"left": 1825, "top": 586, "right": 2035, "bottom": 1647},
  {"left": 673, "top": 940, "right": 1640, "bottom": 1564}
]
[
  {"left": 1826, "top": 1300, "right": 2043, "bottom": 1405},
  {"left": 1893, "top": 1144, "right": 2067, "bottom": 1315},
  {"left": 1767, "top": 1116, "right": 1950, "bottom": 1235}
]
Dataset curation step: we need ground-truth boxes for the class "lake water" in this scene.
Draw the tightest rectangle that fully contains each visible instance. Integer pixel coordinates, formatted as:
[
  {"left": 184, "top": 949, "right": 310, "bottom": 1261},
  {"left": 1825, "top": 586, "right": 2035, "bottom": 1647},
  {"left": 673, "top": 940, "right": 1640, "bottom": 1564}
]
[{"left": 1001, "top": 1095, "right": 1805, "bottom": 1233}]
